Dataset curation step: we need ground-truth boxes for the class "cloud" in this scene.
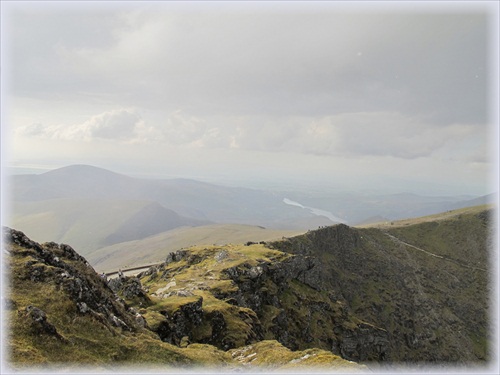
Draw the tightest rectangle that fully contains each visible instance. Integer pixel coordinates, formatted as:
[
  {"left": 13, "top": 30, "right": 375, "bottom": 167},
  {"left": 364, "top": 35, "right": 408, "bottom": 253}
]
[
  {"left": 16, "top": 106, "right": 487, "bottom": 164},
  {"left": 161, "top": 111, "right": 207, "bottom": 145},
  {"left": 5, "top": 5, "right": 490, "bottom": 124},
  {"left": 141, "top": 110, "right": 486, "bottom": 161},
  {"left": 16, "top": 109, "right": 155, "bottom": 143}
]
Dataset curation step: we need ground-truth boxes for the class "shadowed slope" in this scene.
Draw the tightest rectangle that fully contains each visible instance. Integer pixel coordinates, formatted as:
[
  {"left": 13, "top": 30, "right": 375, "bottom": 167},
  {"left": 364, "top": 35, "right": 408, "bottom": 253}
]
[{"left": 271, "top": 205, "right": 494, "bottom": 363}]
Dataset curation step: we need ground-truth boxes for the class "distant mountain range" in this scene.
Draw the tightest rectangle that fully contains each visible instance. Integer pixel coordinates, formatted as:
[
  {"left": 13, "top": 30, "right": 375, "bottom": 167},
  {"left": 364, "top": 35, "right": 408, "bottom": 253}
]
[{"left": 6, "top": 164, "right": 497, "bottom": 266}]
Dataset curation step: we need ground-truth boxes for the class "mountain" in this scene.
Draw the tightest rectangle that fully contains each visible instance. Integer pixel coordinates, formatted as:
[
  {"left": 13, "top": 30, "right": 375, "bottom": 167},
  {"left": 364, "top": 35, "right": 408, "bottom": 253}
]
[
  {"left": 10, "top": 164, "right": 487, "bottom": 229},
  {"left": 284, "top": 191, "right": 491, "bottom": 225},
  {"left": 102, "top": 201, "right": 208, "bottom": 246},
  {"left": 10, "top": 164, "right": 143, "bottom": 201},
  {"left": 3, "top": 204, "right": 494, "bottom": 370},
  {"left": 446, "top": 193, "right": 498, "bottom": 210},
  {"left": 8, "top": 165, "right": 326, "bottom": 230},
  {"left": 3, "top": 227, "right": 363, "bottom": 371}
]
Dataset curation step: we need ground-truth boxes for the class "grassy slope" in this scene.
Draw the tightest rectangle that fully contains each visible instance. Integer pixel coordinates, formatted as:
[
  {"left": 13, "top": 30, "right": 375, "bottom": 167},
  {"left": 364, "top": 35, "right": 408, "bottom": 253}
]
[
  {"left": 356, "top": 204, "right": 492, "bottom": 229},
  {"left": 5, "top": 242, "right": 194, "bottom": 368},
  {"left": 131, "top": 242, "right": 387, "bottom": 362},
  {"left": 138, "top": 244, "right": 292, "bottom": 348},
  {"left": 8, "top": 198, "right": 204, "bottom": 255}
]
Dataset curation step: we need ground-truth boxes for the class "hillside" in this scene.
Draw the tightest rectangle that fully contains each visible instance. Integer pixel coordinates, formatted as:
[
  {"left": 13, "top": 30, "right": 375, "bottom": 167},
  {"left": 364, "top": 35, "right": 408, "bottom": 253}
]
[
  {"left": 3, "top": 204, "right": 494, "bottom": 372},
  {"left": 3, "top": 227, "right": 362, "bottom": 372},
  {"left": 9, "top": 199, "right": 208, "bottom": 254},
  {"left": 271, "top": 205, "right": 494, "bottom": 363},
  {"left": 6, "top": 166, "right": 334, "bottom": 259},
  {"left": 86, "top": 224, "right": 304, "bottom": 273}
]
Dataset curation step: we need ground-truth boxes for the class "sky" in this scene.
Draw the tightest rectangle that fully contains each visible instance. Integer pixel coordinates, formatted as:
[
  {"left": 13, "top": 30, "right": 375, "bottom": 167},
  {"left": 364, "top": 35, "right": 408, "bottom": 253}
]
[{"left": 1, "top": 1, "right": 499, "bottom": 196}]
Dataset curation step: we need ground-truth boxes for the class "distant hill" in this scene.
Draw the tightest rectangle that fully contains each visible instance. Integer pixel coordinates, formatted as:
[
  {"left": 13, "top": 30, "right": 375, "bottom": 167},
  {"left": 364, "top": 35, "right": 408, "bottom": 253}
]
[
  {"left": 446, "top": 193, "right": 498, "bottom": 210},
  {"left": 285, "top": 191, "right": 494, "bottom": 225},
  {"left": 11, "top": 164, "right": 142, "bottom": 201},
  {"left": 9, "top": 198, "right": 208, "bottom": 254},
  {"left": 86, "top": 224, "right": 304, "bottom": 272},
  {"left": 9, "top": 164, "right": 321, "bottom": 229}
]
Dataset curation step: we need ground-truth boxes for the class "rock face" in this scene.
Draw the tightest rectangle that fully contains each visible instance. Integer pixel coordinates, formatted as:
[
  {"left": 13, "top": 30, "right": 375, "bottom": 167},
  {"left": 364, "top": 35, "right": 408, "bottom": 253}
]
[
  {"left": 24, "top": 305, "right": 66, "bottom": 341},
  {"left": 219, "top": 257, "right": 389, "bottom": 361},
  {"left": 153, "top": 296, "right": 205, "bottom": 346},
  {"left": 5, "top": 228, "right": 140, "bottom": 332}
]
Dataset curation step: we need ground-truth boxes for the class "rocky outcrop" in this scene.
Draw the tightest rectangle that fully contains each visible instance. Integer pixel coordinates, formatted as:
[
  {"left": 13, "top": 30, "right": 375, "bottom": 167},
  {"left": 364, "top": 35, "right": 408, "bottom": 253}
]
[
  {"left": 218, "top": 256, "right": 389, "bottom": 362},
  {"left": 108, "top": 276, "right": 152, "bottom": 307},
  {"left": 24, "top": 305, "right": 66, "bottom": 341},
  {"left": 334, "top": 323, "right": 388, "bottom": 361},
  {"left": 138, "top": 243, "right": 388, "bottom": 362},
  {"left": 153, "top": 296, "right": 204, "bottom": 346},
  {"left": 4, "top": 227, "right": 141, "bottom": 332}
]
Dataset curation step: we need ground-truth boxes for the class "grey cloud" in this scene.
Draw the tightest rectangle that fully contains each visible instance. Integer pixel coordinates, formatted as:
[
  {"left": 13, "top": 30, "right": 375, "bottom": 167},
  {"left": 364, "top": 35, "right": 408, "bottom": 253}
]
[
  {"left": 5, "top": 5, "right": 490, "bottom": 125},
  {"left": 162, "top": 111, "right": 207, "bottom": 144},
  {"left": 4, "top": 1, "right": 495, "bottom": 197},
  {"left": 15, "top": 106, "right": 487, "bottom": 163}
]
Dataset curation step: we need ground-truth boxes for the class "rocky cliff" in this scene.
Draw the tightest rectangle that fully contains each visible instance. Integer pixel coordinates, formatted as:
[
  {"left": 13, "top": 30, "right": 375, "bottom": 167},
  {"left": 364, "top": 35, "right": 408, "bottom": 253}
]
[{"left": 130, "top": 244, "right": 388, "bottom": 362}]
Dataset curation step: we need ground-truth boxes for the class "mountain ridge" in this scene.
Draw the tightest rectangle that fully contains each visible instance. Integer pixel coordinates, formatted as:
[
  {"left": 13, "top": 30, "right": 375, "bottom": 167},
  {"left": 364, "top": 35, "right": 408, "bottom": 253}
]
[{"left": 10, "top": 165, "right": 497, "bottom": 225}]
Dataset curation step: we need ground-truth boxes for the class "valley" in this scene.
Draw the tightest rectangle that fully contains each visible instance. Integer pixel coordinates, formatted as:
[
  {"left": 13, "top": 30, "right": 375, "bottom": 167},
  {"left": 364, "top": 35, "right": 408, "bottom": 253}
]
[{"left": 6, "top": 164, "right": 495, "bottom": 272}]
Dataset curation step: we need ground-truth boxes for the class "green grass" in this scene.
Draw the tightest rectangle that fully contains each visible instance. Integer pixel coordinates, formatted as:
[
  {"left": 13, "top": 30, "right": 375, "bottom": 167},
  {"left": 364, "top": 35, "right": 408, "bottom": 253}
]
[{"left": 228, "top": 340, "right": 363, "bottom": 370}]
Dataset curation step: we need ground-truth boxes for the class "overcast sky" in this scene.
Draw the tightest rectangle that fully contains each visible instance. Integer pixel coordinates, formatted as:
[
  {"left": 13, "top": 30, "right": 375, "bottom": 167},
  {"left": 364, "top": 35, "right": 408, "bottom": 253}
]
[{"left": 1, "top": 1, "right": 498, "bottom": 196}]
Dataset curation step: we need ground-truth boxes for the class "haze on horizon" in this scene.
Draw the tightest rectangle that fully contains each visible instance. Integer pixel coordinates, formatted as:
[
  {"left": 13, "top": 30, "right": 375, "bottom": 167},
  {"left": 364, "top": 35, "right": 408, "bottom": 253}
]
[{"left": 1, "top": 1, "right": 499, "bottom": 197}]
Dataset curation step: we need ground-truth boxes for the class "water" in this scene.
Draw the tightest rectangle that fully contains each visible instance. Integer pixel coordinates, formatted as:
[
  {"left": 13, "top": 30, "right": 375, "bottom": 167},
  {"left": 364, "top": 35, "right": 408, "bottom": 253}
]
[{"left": 283, "top": 198, "right": 346, "bottom": 223}]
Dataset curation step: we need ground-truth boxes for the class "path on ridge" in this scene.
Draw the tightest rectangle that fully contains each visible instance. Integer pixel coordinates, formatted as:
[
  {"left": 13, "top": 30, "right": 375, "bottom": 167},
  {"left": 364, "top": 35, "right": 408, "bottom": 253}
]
[{"left": 383, "top": 232, "right": 488, "bottom": 272}]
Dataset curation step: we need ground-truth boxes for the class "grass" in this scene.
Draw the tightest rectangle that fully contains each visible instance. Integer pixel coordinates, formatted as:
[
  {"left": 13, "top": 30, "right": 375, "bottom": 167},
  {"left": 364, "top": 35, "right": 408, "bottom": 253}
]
[
  {"left": 18, "top": 204, "right": 492, "bottom": 368},
  {"left": 5, "top": 241, "right": 196, "bottom": 367},
  {"left": 357, "top": 204, "right": 494, "bottom": 229},
  {"left": 228, "top": 340, "right": 363, "bottom": 370}
]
